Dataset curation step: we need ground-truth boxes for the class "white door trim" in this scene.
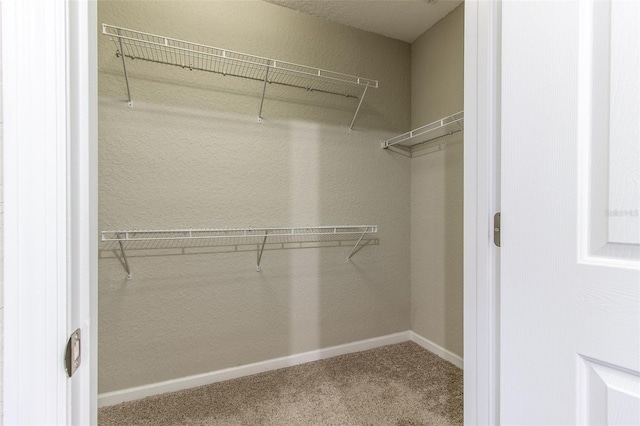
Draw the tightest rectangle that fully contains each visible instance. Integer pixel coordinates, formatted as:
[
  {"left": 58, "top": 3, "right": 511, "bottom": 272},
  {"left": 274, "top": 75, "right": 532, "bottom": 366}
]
[
  {"left": 67, "top": 0, "right": 99, "bottom": 423},
  {"left": 463, "top": 1, "right": 501, "bottom": 424}
]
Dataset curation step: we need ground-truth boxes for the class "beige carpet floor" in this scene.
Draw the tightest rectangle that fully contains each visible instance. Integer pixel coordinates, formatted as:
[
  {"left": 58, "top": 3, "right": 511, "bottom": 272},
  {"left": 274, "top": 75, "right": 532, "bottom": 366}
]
[{"left": 98, "top": 341, "right": 463, "bottom": 426}]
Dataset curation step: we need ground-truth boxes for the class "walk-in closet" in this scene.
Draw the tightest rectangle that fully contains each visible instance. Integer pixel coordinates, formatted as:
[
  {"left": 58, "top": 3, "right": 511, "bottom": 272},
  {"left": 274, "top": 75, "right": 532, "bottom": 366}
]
[{"left": 97, "top": 1, "right": 465, "bottom": 424}]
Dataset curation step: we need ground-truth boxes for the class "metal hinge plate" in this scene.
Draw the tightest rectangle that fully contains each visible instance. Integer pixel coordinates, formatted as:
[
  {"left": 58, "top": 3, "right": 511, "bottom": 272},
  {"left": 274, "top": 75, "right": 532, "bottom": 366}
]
[
  {"left": 494, "top": 212, "right": 501, "bottom": 247},
  {"left": 65, "top": 328, "right": 81, "bottom": 378}
]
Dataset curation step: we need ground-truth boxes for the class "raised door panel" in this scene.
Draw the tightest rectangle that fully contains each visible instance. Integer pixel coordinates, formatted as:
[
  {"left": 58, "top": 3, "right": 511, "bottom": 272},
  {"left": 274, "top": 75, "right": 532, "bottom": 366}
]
[
  {"left": 608, "top": 0, "right": 639, "bottom": 246},
  {"left": 579, "top": 357, "right": 640, "bottom": 425},
  {"left": 583, "top": 0, "right": 640, "bottom": 259}
]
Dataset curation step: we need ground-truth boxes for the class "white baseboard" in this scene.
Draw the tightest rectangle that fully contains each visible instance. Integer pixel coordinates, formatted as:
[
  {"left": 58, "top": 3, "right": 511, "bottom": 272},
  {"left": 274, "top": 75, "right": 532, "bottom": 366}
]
[
  {"left": 409, "top": 331, "right": 464, "bottom": 369},
  {"left": 98, "top": 331, "right": 411, "bottom": 407},
  {"left": 98, "top": 330, "right": 463, "bottom": 408}
]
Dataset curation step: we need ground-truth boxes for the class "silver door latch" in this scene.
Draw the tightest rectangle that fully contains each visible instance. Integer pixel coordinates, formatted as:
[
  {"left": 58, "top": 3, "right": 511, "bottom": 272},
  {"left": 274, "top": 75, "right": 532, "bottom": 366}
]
[
  {"left": 494, "top": 212, "right": 501, "bottom": 247},
  {"left": 65, "top": 328, "right": 81, "bottom": 378}
]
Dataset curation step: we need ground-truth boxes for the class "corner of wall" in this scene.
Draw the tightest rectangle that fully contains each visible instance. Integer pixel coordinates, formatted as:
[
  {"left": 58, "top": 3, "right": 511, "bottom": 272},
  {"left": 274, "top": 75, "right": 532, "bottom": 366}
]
[{"left": 408, "top": 3, "right": 464, "bottom": 359}]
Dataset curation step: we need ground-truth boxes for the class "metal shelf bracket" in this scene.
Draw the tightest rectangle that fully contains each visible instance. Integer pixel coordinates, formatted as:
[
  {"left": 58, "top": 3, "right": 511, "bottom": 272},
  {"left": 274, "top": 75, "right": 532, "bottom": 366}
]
[
  {"left": 346, "top": 227, "right": 369, "bottom": 263},
  {"left": 116, "top": 232, "right": 132, "bottom": 279},
  {"left": 349, "top": 84, "right": 369, "bottom": 133},
  {"left": 257, "top": 66, "right": 270, "bottom": 123},
  {"left": 115, "top": 31, "right": 133, "bottom": 108},
  {"left": 256, "top": 231, "right": 268, "bottom": 271}
]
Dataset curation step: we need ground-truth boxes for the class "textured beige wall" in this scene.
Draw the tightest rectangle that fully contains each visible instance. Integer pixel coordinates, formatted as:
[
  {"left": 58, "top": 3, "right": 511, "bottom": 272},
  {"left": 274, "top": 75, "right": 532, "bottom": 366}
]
[
  {"left": 98, "top": 1, "right": 412, "bottom": 393},
  {"left": 410, "top": 4, "right": 464, "bottom": 358},
  {"left": 411, "top": 4, "right": 464, "bottom": 126}
]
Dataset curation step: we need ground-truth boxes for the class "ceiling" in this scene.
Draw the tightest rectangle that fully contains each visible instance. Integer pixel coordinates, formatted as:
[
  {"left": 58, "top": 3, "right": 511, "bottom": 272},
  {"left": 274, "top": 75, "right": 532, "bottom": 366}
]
[{"left": 263, "top": 0, "right": 464, "bottom": 43}]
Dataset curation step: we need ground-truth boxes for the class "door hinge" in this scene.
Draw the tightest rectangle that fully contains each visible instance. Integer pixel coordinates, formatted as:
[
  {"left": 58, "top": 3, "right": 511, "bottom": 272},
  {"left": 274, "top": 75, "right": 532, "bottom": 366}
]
[
  {"left": 65, "top": 328, "right": 81, "bottom": 378},
  {"left": 494, "top": 212, "right": 501, "bottom": 247}
]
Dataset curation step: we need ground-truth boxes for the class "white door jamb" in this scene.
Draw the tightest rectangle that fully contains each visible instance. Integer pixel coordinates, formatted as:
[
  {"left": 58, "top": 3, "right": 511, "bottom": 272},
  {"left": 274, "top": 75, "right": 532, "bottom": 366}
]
[{"left": 463, "top": 1, "right": 502, "bottom": 424}]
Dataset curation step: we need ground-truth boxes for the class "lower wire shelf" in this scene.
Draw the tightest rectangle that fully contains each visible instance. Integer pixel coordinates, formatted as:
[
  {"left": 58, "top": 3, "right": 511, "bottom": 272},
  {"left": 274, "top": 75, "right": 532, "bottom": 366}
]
[{"left": 101, "top": 225, "right": 378, "bottom": 279}]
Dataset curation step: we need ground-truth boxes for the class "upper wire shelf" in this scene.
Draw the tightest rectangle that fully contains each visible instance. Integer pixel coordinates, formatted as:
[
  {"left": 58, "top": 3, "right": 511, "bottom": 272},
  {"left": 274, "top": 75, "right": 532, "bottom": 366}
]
[
  {"left": 102, "top": 225, "right": 378, "bottom": 278},
  {"left": 102, "top": 24, "right": 378, "bottom": 130},
  {"left": 381, "top": 111, "right": 464, "bottom": 157}
]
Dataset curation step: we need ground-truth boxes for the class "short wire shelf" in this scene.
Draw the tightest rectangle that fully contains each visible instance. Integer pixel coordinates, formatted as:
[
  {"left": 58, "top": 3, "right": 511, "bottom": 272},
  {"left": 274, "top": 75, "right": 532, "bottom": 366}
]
[
  {"left": 102, "top": 24, "right": 378, "bottom": 130},
  {"left": 102, "top": 225, "right": 378, "bottom": 278},
  {"left": 381, "top": 111, "right": 464, "bottom": 157}
]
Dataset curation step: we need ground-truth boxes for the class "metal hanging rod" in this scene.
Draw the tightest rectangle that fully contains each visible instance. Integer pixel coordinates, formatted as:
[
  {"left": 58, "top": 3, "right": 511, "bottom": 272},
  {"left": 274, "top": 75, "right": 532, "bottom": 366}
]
[
  {"left": 381, "top": 111, "right": 464, "bottom": 157},
  {"left": 102, "top": 24, "right": 378, "bottom": 130},
  {"left": 102, "top": 225, "right": 378, "bottom": 277}
]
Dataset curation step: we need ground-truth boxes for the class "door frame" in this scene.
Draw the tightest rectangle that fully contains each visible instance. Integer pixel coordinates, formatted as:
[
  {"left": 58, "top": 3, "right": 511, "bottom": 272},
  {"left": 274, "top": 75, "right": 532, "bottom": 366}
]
[
  {"left": 67, "top": 0, "right": 99, "bottom": 423},
  {"left": 463, "top": 1, "right": 501, "bottom": 425},
  {"left": 3, "top": 0, "right": 499, "bottom": 424},
  {"left": 2, "top": 0, "right": 97, "bottom": 424}
]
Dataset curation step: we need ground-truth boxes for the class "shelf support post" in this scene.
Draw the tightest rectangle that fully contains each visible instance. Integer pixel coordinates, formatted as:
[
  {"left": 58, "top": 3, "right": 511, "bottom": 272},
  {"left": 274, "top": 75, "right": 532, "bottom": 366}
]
[
  {"left": 256, "top": 231, "right": 268, "bottom": 271},
  {"left": 258, "top": 65, "right": 271, "bottom": 123},
  {"left": 116, "top": 233, "right": 132, "bottom": 279},
  {"left": 346, "top": 228, "right": 369, "bottom": 263},
  {"left": 349, "top": 84, "right": 369, "bottom": 133},
  {"left": 116, "top": 31, "right": 133, "bottom": 108}
]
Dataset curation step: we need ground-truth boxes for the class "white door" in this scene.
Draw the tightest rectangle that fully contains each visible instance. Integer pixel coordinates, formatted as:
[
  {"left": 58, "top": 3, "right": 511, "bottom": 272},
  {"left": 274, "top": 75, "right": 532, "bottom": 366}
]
[
  {"left": 2, "top": 0, "right": 96, "bottom": 424},
  {"left": 500, "top": 0, "right": 640, "bottom": 424}
]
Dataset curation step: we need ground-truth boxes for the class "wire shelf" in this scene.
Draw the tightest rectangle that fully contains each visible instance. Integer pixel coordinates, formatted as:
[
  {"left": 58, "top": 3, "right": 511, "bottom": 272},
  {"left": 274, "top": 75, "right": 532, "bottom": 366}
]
[
  {"left": 102, "top": 225, "right": 377, "bottom": 242},
  {"left": 102, "top": 24, "right": 378, "bottom": 129},
  {"left": 381, "top": 111, "right": 464, "bottom": 156},
  {"left": 102, "top": 225, "right": 378, "bottom": 278}
]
